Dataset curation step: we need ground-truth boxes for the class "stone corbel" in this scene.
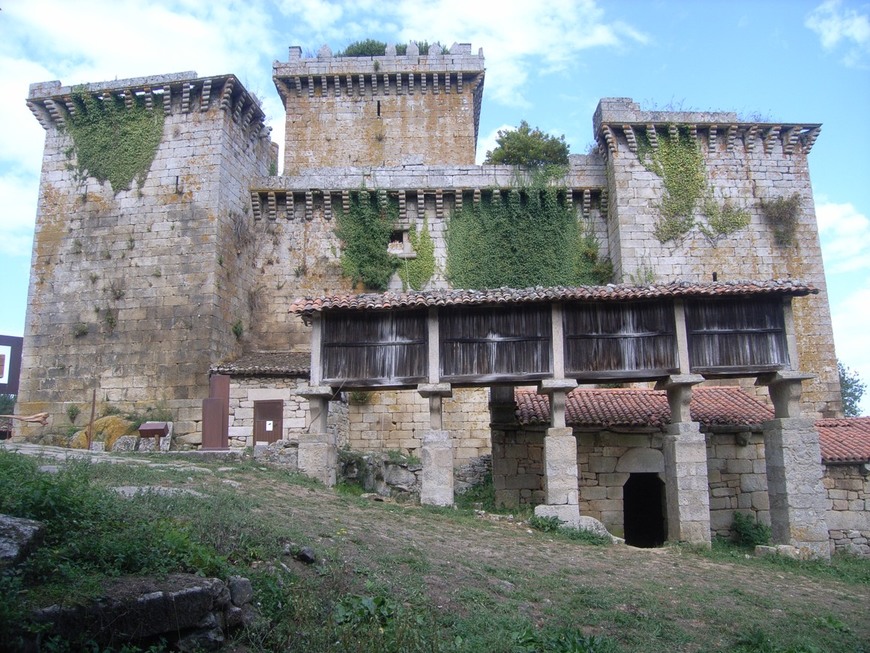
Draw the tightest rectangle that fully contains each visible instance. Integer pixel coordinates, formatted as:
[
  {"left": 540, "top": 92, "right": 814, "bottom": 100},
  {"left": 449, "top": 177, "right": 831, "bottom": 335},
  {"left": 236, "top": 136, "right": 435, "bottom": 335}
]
[
  {"left": 755, "top": 371, "right": 815, "bottom": 418},
  {"left": 655, "top": 374, "right": 704, "bottom": 424}
]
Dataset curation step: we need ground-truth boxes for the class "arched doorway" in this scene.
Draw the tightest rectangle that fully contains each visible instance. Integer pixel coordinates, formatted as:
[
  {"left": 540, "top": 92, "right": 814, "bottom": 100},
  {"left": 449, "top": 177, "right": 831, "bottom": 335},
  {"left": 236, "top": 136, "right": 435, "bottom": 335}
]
[{"left": 623, "top": 473, "right": 665, "bottom": 547}]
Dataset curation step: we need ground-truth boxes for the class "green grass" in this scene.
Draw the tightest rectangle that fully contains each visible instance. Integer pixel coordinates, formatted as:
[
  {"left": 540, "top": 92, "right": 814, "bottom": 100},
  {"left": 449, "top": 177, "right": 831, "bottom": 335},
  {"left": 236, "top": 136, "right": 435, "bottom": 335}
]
[{"left": 1, "top": 449, "right": 868, "bottom": 653}]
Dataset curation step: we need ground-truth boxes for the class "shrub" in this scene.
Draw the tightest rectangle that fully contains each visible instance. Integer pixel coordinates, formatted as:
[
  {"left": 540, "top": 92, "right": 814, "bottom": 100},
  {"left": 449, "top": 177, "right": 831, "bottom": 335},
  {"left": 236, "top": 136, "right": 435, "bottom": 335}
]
[{"left": 732, "top": 512, "right": 771, "bottom": 547}]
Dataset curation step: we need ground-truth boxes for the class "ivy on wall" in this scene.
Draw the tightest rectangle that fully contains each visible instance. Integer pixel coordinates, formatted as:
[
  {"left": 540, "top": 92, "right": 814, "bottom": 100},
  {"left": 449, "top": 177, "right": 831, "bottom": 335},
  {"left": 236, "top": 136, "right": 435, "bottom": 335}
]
[
  {"left": 699, "top": 196, "right": 751, "bottom": 246},
  {"left": 760, "top": 193, "right": 801, "bottom": 247},
  {"left": 66, "top": 90, "right": 164, "bottom": 193},
  {"left": 446, "top": 185, "right": 612, "bottom": 289},
  {"left": 400, "top": 219, "right": 435, "bottom": 290},
  {"left": 336, "top": 191, "right": 399, "bottom": 290},
  {"left": 637, "top": 126, "right": 706, "bottom": 242},
  {"left": 637, "top": 126, "right": 752, "bottom": 246}
]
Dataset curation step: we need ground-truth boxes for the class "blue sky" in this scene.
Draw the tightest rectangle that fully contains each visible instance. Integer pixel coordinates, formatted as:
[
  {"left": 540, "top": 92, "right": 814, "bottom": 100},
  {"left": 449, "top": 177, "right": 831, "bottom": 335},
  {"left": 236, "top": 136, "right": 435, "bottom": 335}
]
[{"left": 1, "top": 0, "right": 868, "bottom": 413}]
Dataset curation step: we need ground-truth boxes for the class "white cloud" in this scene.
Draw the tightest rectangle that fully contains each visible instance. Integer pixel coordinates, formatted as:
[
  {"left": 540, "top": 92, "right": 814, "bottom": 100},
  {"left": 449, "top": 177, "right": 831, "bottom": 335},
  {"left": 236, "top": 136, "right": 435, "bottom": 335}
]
[
  {"left": 476, "top": 123, "right": 513, "bottom": 165},
  {"left": 830, "top": 281, "right": 870, "bottom": 415},
  {"left": 0, "top": 173, "right": 38, "bottom": 258},
  {"left": 806, "top": 0, "right": 870, "bottom": 67},
  {"left": 816, "top": 200, "right": 870, "bottom": 274}
]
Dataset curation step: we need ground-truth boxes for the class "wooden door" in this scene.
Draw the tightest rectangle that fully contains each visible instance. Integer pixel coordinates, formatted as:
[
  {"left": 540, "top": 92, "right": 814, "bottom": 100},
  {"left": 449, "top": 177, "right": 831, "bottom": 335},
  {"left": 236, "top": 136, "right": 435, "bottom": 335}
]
[{"left": 253, "top": 400, "right": 283, "bottom": 444}]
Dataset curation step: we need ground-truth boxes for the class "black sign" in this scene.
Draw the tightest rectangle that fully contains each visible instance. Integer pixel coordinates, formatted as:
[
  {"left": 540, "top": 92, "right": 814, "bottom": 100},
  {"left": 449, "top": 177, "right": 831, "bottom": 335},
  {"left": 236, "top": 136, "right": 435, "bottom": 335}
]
[{"left": 0, "top": 335, "right": 23, "bottom": 394}]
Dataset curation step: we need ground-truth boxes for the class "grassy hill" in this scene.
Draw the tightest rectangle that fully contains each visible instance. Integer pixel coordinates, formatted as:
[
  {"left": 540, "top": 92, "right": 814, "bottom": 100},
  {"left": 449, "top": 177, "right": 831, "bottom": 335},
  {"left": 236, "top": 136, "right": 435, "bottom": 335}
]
[{"left": 0, "top": 448, "right": 867, "bottom": 652}]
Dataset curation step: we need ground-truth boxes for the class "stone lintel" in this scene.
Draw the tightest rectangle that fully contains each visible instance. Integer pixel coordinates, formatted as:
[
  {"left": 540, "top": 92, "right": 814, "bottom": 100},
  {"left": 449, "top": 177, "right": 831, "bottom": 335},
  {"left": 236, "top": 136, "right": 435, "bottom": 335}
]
[
  {"left": 756, "top": 371, "right": 815, "bottom": 418},
  {"left": 655, "top": 374, "right": 705, "bottom": 390},
  {"left": 538, "top": 379, "right": 578, "bottom": 393},
  {"left": 417, "top": 383, "right": 452, "bottom": 398}
]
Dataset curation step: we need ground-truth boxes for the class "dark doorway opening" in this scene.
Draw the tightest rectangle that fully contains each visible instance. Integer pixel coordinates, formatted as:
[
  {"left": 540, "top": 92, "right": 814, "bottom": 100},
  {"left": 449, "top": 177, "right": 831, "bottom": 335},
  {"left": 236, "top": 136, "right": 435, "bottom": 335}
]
[{"left": 623, "top": 473, "right": 666, "bottom": 547}]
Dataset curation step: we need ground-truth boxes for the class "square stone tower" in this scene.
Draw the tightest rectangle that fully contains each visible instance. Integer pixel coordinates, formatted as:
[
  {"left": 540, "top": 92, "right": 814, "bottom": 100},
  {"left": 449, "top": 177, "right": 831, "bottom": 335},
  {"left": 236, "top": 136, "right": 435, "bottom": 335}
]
[
  {"left": 19, "top": 73, "right": 275, "bottom": 441},
  {"left": 274, "top": 43, "right": 485, "bottom": 173}
]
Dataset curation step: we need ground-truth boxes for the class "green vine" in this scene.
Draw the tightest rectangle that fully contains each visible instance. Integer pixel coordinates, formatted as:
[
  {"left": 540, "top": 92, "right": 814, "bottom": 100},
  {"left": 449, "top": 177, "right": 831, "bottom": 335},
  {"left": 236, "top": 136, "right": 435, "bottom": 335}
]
[
  {"left": 66, "top": 89, "right": 164, "bottom": 193},
  {"left": 699, "top": 196, "right": 751, "bottom": 246},
  {"left": 336, "top": 191, "right": 399, "bottom": 290},
  {"left": 760, "top": 193, "right": 801, "bottom": 247},
  {"left": 446, "top": 184, "right": 612, "bottom": 289},
  {"left": 639, "top": 126, "right": 752, "bottom": 246},
  {"left": 400, "top": 219, "right": 435, "bottom": 290},
  {"left": 638, "top": 126, "right": 706, "bottom": 242}
]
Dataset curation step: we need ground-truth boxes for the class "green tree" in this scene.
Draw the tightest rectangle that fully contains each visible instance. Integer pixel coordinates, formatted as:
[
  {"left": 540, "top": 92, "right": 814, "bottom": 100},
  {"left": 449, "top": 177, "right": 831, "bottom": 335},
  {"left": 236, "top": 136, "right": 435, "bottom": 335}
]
[
  {"left": 484, "top": 121, "right": 570, "bottom": 168},
  {"left": 839, "top": 361, "right": 866, "bottom": 417},
  {"left": 0, "top": 394, "right": 15, "bottom": 414}
]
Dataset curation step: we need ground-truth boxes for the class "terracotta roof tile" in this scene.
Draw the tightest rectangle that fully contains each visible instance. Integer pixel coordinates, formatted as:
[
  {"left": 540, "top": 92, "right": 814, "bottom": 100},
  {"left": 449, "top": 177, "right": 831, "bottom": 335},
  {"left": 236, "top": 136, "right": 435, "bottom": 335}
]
[
  {"left": 290, "top": 280, "right": 818, "bottom": 317},
  {"left": 515, "top": 386, "right": 773, "bottom": 429},
  {"left": 515, "top": 387, "right": 870, "bottom": 464},
  {"left": 816, "top": 417, "right": 870, "bottom": 463},
  {"left": 210, "top": 351, "right": 310, "bottom": 377}
]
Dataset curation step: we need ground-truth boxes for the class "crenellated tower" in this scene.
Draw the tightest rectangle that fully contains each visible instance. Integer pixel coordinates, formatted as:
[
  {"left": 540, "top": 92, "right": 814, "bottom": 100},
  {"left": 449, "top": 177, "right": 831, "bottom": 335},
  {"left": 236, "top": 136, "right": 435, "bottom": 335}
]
[
  {"left": 273, "top": 43, "right": 485, "bottom": 173},
  {"left": 19, "top": 72, "right": 276, "bottom": 441}
]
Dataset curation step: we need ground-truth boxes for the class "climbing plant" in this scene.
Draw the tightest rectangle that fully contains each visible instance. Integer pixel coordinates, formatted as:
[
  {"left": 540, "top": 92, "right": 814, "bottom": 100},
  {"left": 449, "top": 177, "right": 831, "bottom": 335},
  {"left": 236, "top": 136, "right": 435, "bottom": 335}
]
[
  {"left": 699, "top": 196, "right": 751, "bottom": 246},
  {"left": 336, "top": 192, "right": 399, "bottom": 290},
  {"left": 638, "top": 126, "right": 753, "bottom": 246},
  {"left": 637, "top": 126, "right": 706, "bottom": 242},
  {"left": 399, "top": 219, "right": 435, "bottom": 290},
  {"left": 65, "top": 90, "right": 164, "bottom": 193},
  {"left": 446, "top": 184, "right": 612, "bottom": 289},
  {"left": 760, "top": 193, "right": 801, "bottom": 247}
]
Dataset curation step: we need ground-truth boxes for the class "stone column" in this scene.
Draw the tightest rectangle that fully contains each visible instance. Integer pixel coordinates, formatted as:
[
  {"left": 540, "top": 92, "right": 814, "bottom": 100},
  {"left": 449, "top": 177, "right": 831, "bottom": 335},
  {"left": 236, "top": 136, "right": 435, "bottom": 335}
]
[
  {"left": 534, "top": 379, "right": 580, "bottom": 527},
  {"left": 758, "top": 372, "right": 830, "bottom": 558},
  {"left": 298, "top": 386, "right": 336, "bottom": 487},
  {"left": 418, "top": 383, "right": 453, "bottom": 506},
  {"left": 658, "top": 374, "right": 711, "bottom": 545}
]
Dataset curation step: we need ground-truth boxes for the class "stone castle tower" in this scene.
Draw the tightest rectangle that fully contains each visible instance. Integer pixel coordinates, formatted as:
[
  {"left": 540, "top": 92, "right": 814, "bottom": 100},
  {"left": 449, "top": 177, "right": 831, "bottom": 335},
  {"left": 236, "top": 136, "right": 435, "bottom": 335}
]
[{"left": 16, "top": 43, "right": 843, "bottom": 445}]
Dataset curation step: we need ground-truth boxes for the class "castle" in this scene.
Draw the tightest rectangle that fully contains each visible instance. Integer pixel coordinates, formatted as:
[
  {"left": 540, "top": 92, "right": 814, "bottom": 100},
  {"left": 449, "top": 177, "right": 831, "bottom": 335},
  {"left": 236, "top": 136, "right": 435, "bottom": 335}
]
[{"left": 18, "top": 43, "right": 867, "bottom": 556}]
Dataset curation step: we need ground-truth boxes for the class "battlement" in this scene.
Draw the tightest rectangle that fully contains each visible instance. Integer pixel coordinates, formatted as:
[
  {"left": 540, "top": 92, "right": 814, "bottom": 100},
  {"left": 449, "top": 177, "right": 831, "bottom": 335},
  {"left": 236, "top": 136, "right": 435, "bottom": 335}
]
[
  {"left": 593, "top": 98, "right": 821, "bottom": 158},
  {"left": 26, "top": 71, "right": 271, "bottom": 141},
  {"left": 274, "top": 42, "right": 483, "bottom": 77}
]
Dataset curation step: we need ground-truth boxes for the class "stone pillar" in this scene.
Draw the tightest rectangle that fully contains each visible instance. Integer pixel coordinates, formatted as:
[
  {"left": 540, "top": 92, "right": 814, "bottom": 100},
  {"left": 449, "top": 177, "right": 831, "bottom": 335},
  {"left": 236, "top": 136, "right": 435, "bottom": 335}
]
[
  {"left": 418, "top": 384, "right": 454, "bottom": 506},
  {"left": 534, "top": 425, "right": 580, "bottom": 526},
  {"left": 533, "top": 380, "right": 580, "bottom": 526},
  {"left": 758, "top": 372, "right": 830, "bottom": 558},
  {"left": 658, "top": 374, "right": 711, "bottom": 545},
  {"left": 298, "top": 387, "right": 336, "bottom": 486}
]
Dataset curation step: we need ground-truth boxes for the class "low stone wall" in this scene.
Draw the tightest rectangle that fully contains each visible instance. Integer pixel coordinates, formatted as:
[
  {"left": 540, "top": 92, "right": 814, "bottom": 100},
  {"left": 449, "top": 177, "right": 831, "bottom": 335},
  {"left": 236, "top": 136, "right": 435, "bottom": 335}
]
[
  {"left": 346, "top": 387, "right": 491, "bottom": 464},
  {"left": 824, "top": 463, "right": 870, "bottom": 556}
]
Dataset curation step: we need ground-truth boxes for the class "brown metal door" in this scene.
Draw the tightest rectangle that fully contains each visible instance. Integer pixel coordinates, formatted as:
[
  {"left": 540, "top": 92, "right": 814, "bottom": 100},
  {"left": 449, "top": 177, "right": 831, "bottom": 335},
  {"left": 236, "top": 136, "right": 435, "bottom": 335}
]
[{"left": 253, "top": 400, "right": 283, "bottom": 444}]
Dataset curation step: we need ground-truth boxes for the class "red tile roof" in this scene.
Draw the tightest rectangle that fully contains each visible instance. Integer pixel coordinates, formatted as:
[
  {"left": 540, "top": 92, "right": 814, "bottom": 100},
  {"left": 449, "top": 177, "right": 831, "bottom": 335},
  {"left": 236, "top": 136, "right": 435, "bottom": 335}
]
[
  {"left": 816, "top": 417, "right": 870, "bottom": 463},
  {"left": 515, "top": 387, "right": 774, "bottom": 429},
  {"left": 515, "top": 387, "right": 870, "bottom": 464},
  {"left": 290, "top": 280, "right": 818, "bottom": 317}
]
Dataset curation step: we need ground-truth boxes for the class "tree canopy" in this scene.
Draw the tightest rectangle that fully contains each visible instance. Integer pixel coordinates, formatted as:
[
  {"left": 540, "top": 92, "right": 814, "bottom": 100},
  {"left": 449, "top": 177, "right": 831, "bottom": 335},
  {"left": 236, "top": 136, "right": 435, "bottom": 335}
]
[
  {"left": 838, "top": 361, "right": 866, "bottom": 417},
  {"left": 484, "top": 121, "right": 570, "bottom": 167}
]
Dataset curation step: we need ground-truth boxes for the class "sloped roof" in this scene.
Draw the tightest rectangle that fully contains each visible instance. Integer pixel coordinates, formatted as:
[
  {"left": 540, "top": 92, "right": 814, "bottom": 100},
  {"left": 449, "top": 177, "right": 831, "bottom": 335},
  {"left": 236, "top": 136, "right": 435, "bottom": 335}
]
[
  {"left": 515, "top": 387, "right": 870, "bottom": 464},
  {"left": 515, "top": 387, "right": 774, "bottom": 429},
  {"left": 815, "top": 417, "right": 870, "bottom": 463},
  {"left": 290, "top": 280, "right": 818, "bottom": 317},
  {"left": 210, "top": 352, "right": 310, "bottom": 377}
]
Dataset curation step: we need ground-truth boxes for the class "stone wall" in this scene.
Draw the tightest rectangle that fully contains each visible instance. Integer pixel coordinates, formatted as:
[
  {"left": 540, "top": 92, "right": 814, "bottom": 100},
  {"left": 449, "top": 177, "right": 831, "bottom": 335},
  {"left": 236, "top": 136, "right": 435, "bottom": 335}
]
[
  {"left": 491, "top": 423, "right": 867, "bottom": 553},
  {"left": 824, "top": 463, "right": 870, "bottom": 555},
  {"left": 345, "top": 387, "right": 491, "bottom": 465},
  {"left": 19, "top": 73, "right": 274, "bottom": 440}
]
